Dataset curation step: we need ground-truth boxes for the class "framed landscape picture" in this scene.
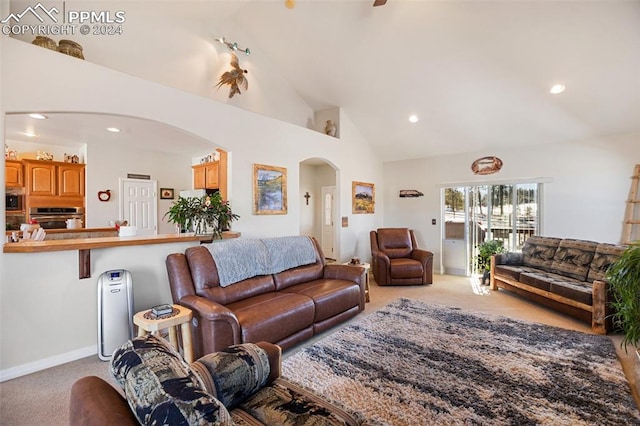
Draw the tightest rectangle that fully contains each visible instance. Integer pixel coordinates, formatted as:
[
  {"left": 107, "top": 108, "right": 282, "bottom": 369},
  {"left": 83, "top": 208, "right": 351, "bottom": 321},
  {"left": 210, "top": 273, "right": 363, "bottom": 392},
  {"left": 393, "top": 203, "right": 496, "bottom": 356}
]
[
  {"left": 352, "top": 181, "right": 375, "bottom": 214},
  {"left": 253, "top": 163, "right": 288, "bottom": 215}
]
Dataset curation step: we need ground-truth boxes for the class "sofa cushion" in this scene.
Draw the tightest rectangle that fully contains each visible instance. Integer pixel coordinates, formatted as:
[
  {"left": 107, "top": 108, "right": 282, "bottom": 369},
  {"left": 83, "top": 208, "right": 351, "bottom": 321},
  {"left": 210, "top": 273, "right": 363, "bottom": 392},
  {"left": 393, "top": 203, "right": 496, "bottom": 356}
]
[
  {"left": 587, "top": 243, "right": 627, "bottom": 283},
  {"left": 522, "top": 236, "right": 562, "bottom": 272},
  {"left": 519, "top": 270, "right": 592, "bottom": 305},
  {"left": 389, "top": 258, "right": 423, "bottom": 278},
  {"left": 494, "top": 265, "right": 540, "bottom": 282},
  {"left": 519, "top": 271, "right": 554, "bottom": 292},
  {"left": 279, "top": 279, "right": 362, "bottom": 322},
  {"left": 376, "top": 228, "right": 413, "bottom": 258},
  {"left": 550, "top": 239, "right": 598, "bottom": 281},
  {"left": 550, "top": 281, "right": 593, "bottom": 306},
  {"left": 228, "top": 292, "right": 315, "bottom": 344},
  {"left": 110, "top": 334, "right": 232, "bottom": 426},
  {"left": 234, "top": 378, "right": 364, "bottom": 426},
  {"left": 191, "top": 343, "right": 271, "bottom": 410}
]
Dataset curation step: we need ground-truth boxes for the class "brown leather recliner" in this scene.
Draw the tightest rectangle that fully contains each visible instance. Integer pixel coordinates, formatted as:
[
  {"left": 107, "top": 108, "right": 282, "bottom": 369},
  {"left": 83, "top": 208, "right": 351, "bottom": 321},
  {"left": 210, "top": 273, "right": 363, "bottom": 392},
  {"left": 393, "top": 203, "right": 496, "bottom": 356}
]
[{"left": 370, "top": 228, "right": 434, "bottom": 286}]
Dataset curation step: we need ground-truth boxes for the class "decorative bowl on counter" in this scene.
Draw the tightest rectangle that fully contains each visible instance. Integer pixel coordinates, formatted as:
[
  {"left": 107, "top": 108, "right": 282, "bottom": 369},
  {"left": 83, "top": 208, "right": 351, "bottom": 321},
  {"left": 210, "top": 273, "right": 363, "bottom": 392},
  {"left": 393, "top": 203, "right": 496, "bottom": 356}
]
[{"left": 20, "top": 223, "right": 41, "bottom": 232}]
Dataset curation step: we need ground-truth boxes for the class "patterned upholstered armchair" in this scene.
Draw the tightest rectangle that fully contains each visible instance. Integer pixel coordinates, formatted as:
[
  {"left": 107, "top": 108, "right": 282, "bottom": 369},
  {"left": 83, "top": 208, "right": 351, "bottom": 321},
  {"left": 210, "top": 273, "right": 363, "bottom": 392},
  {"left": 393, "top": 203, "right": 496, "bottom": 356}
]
[{"left": 370, "top": 228, "right": 434, "bottom": 286}]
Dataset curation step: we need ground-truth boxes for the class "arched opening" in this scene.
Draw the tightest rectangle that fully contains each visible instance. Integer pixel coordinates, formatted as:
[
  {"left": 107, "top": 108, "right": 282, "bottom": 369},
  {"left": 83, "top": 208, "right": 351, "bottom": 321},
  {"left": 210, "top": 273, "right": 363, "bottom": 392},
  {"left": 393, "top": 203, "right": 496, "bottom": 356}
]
[{"left": 299, "top": 157, "right": 339, "bottom": 261}]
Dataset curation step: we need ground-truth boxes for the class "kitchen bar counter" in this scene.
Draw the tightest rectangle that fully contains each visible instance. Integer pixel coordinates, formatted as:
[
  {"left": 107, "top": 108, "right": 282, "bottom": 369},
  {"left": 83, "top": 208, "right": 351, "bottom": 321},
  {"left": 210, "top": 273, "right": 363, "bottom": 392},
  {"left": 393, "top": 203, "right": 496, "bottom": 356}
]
[
  {"left": 5, "top": 227, "right": 118, "bottom": 241},
  {"left": 3, "top": 233, "right": 210, "bottom": 253},
  {"left": 4, "top": 231, "right": 241, "bottom": 278}
]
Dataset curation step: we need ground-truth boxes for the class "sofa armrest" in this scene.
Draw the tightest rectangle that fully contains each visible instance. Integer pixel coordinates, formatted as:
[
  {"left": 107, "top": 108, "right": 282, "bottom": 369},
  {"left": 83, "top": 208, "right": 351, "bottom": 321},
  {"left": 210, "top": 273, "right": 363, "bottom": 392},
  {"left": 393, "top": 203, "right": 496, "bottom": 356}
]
[
  {"left": 494, "top": 252, "right": 524, "bottom": 265},
  {"left": 411, "top": 248, "right": 434, "bottom": 264},
  {"left": 254, "top": 341, "right": 282, "bottom": 384},
  {"left": 177, "top": 294, "right": 242, "bottom": 356},
  {"left": 69, "top": 376, "right": 137, "bottom": 426}
]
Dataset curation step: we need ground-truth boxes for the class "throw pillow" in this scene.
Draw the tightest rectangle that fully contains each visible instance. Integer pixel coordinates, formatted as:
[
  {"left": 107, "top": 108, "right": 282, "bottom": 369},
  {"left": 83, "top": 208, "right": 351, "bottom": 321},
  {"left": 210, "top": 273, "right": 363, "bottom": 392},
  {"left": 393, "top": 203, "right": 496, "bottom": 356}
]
[
  {"left": 191, "top": 343, "right": 271, "bottom": 409},
  {"left": 110, "top": 334, "right": 232, "bottom": 426}
]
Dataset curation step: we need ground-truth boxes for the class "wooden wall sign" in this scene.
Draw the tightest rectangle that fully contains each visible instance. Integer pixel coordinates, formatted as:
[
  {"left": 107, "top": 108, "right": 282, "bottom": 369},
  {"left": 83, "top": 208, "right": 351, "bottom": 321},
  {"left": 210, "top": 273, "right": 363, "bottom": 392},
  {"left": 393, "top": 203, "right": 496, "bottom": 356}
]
[{"left": 471, "top": 156, "right": 503, "bottom": 175}]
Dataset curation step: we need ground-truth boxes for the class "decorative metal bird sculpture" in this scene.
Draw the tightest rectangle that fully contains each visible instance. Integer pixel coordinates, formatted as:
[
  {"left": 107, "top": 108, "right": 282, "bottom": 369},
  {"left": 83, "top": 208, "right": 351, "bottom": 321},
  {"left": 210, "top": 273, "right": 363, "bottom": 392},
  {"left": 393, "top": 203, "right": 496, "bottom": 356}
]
[{"left": 216, "top": 53, "right": 248, "bottom": 98}]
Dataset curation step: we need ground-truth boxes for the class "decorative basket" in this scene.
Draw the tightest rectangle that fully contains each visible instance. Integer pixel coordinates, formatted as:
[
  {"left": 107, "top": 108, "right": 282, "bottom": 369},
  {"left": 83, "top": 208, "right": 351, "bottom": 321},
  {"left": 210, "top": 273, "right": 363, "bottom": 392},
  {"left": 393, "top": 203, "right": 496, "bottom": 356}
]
[
  {"left": 32, "top": 36, "right": 57, "bottom": 51},
  {"left": 57, "top": 40, "right": 84, "bottom": 59}
]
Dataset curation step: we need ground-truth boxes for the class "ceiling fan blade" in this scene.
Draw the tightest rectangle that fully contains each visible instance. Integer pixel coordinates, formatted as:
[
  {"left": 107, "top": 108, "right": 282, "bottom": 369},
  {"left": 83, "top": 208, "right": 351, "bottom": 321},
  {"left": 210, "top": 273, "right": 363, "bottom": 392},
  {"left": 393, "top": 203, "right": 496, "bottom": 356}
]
[{"left": 373, "top": 0, "right": 387, "bottom": 6}]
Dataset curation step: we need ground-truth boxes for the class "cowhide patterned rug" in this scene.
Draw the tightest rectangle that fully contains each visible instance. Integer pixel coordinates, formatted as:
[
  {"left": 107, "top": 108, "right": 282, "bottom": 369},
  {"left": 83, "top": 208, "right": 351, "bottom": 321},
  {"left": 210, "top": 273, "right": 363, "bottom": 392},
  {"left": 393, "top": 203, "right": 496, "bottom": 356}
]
[{"left": 282, "top": 298, "right": 640, "bottom": 425}]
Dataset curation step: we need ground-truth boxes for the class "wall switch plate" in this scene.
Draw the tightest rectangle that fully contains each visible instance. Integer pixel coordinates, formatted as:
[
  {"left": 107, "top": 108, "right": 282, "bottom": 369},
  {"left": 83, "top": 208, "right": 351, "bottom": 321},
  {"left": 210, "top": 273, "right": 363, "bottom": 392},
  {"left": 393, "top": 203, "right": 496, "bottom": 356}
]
[{"left": 432, "top": 219, "right": 437, "bottom": 225}]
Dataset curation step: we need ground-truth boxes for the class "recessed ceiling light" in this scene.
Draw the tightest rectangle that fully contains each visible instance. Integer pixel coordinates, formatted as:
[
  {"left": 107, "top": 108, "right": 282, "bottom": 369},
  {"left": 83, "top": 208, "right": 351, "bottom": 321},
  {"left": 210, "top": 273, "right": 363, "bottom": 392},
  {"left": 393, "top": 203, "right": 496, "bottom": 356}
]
[
  {"left": 23, "top": 131, "right": 37, "bottom": 137},
  {"left": 550, "top": 84, "right": 565, "bottom": 94},
  {"left": 106, "top": 127, "right": 121, "bottom": 133},
  {"left": 409, "top": 115, "right": 419, "bottom": 123},
  {"left": 28, "top": 113, "right": 48, "bottom": 120}
]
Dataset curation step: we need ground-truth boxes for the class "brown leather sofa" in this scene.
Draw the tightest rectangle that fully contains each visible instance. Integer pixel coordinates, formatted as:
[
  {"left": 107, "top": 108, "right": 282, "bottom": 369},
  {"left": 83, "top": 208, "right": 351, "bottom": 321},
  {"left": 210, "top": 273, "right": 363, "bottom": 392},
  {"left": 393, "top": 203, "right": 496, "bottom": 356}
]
[
  {"left": 166, "top": 236, "right": 366, "bottom": 358},
  {"left": 70, "top": 340, "right": 364, "bottom": 425},
  {"left": 370, "top": 228, "right": 434, "bottom": 286}
]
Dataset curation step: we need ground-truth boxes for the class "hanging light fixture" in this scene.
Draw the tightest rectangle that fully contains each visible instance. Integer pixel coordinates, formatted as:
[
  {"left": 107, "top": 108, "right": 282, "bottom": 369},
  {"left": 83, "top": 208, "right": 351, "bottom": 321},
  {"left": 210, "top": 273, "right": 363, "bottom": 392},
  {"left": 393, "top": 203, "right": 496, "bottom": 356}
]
[{"left": 214, "top": 36, "right": 250, "bottom": 55}]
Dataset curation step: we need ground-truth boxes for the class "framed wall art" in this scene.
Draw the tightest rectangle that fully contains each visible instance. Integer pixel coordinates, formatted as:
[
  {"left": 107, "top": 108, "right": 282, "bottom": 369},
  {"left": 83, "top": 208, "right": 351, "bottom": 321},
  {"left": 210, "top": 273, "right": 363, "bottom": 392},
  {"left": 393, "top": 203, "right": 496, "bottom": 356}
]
[
  {"left": 253, "top": 163, "right": 288, "bottom": 215},
  {"left": 352, "top": 181, "right": 375, "bottom": 214},
  {"left": 160, "top": 188, "right": 174, "bottom": 199}
]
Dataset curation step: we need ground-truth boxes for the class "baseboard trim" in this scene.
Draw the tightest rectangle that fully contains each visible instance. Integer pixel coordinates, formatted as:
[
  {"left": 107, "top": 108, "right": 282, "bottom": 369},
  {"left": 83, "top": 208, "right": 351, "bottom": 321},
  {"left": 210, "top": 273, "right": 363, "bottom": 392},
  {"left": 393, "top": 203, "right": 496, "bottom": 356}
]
[{"left": 0, "top": 345, "right": 97, "bottom": 382}]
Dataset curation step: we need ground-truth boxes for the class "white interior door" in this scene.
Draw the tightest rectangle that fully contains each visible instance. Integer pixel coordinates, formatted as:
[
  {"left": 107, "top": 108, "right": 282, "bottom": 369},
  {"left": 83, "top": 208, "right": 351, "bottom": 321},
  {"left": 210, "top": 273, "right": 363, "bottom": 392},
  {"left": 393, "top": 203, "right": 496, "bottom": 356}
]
[
  {"left": 321, "top": 186, "right": 336, "bottom": 259},
  {"left": 119, "top": 179, "right": 157, "bottom": 236}
]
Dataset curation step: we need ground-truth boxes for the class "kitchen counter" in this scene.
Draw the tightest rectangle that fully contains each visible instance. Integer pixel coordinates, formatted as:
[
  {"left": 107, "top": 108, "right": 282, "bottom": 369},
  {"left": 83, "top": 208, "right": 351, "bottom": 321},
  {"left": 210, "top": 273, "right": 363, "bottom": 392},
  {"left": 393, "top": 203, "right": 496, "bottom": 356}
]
[
  {"left": 3, "top": 233, "right": 211, "bottom": 253},
  {"left": 5, "top": 227, "right": 118, "bottom": 241},
  {"left": 3, "top": 231, "right": 241, "bottom": 278}
]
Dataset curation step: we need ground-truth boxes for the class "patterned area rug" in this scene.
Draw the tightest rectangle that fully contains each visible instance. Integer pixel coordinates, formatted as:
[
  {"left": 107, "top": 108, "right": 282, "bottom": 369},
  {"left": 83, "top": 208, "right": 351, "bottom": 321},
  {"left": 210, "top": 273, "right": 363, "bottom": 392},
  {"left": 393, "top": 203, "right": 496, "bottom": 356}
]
[{"left": 282, "top": 298, "right": 640, "bottom": 425}]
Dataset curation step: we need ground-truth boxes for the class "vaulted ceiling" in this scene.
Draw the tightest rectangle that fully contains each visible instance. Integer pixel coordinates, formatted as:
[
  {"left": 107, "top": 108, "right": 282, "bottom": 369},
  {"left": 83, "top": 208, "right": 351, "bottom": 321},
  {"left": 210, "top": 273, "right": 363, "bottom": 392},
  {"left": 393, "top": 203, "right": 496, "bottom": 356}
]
[{"left": 6, "top": 1, "right": 640, "bottom": 162}]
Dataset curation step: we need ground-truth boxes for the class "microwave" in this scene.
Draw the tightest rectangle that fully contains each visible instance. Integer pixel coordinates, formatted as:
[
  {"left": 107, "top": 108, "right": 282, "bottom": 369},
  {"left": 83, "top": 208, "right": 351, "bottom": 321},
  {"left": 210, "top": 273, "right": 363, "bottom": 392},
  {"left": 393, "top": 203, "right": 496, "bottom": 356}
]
[{"left": 6, "top": 194, "right": 22, "bottom": 211}]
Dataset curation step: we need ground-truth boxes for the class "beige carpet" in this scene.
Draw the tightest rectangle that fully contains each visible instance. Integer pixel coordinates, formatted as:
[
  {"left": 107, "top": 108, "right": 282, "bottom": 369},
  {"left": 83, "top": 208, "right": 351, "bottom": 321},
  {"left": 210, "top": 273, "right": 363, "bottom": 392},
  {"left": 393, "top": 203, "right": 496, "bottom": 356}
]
[{"left": 0, "top": 274, "right": 637, "bottom": 425}]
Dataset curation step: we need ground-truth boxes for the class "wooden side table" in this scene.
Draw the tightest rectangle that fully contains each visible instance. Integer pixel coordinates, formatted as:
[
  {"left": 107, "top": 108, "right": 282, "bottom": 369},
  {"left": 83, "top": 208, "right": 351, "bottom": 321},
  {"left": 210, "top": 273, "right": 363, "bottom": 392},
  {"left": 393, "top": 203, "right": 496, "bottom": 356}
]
[
  {"left": 342, "top": 262, "right": 370, "bottom": 302},
  {"left": 133, "top": 305, "right": 194, "bottom": 363}
]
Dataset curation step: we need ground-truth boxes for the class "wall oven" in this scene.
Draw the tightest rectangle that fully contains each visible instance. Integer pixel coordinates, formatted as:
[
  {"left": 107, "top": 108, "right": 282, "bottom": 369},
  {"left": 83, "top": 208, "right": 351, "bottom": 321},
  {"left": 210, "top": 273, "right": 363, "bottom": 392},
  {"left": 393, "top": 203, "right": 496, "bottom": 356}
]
[{"left": 29, "top": 207, "right": 85, "bottom": 229}]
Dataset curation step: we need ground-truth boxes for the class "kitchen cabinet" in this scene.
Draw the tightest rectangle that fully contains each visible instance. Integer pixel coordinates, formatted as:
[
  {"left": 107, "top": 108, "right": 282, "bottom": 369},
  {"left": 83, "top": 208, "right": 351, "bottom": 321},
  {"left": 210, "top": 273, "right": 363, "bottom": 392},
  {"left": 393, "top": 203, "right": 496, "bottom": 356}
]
[
  {"left": 23, "top": 160, "right": 85, "bottom": 197},
  {"left": 22, "top": 159, "right": 86, "bottom": 215},
  {"left": 58, "top": 163, "right": 85, "bottom": 197},
  {"left": 5, "top": 160, "right": 23, "bottom": 187},
  {"left": 192, "top": 162, "right": 219, "bottom": 190},
  {"left": 25, "top": 161, "right": 56, "bottom": 196},
  {"left": 191, "top": 149, "right": 228, "bottom": 201}
]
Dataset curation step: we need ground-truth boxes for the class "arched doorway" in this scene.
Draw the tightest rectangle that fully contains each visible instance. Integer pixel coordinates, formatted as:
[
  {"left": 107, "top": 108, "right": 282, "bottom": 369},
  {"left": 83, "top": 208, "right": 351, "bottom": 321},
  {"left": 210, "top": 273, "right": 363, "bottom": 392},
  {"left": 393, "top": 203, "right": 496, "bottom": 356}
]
[{"left": 299, "top": 158, "right": 339, "bottom": 261}]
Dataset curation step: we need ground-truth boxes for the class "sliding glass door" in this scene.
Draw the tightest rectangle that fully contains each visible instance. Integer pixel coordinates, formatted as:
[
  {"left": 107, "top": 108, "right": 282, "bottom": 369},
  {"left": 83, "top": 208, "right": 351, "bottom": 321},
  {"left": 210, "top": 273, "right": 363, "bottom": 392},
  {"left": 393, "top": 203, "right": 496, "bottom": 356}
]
[{"left": 443, "top": 182, "right": 540, "bottom": 276}]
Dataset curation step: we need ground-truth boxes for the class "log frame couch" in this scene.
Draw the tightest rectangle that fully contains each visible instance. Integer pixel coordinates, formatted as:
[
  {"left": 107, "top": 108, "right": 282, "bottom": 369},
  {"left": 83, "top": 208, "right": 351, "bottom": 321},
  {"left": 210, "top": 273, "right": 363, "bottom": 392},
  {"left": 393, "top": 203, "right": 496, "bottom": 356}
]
[
  {"left": 490, "top": 236, "right": 626, "bottom": 334},
  {"left": 166, "top": 236, "right": 366, "bottom": 359}
]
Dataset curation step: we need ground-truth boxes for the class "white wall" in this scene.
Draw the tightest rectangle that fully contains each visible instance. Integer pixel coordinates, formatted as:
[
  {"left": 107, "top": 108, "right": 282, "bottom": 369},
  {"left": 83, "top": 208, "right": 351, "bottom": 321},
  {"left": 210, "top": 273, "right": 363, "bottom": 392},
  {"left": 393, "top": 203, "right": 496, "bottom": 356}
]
[{"left": 382, "top": 132, "right": 640, "bottom": 271}]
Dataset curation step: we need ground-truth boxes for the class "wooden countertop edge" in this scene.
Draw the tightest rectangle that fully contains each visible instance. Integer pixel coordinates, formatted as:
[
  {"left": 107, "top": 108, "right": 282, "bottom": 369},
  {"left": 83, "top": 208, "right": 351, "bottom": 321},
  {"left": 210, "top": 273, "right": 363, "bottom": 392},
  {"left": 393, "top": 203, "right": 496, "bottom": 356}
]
[
  {"left": 5, "top": 227, "right": 116, "bottom": 236},
  {"left": 3, "top": 234, "right": 211, "bottom": 253}
]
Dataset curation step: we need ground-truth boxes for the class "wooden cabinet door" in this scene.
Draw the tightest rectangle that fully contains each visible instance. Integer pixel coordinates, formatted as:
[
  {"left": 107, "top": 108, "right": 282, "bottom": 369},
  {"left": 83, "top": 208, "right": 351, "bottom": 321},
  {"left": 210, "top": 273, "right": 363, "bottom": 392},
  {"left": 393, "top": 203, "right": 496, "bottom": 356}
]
[
  {"left": 58, "top": 164, "right": 85, "bottom": 197},
  {"left": 26, "top": 162, "right": 56, "bottom": 196},
  {"left": 204, "top": 163, "right": 219, "bottom": 189},
  {"left": 5, "top": 160, "right": 23, "bottom": 187},
  {"left": 193, "top": 164, "right": 206, "bottom": 189}
]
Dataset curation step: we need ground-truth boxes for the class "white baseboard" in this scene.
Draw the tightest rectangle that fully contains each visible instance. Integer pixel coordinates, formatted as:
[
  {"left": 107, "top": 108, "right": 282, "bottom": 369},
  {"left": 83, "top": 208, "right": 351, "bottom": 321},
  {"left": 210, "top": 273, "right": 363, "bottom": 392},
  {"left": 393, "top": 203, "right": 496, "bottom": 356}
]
[{"left": 0, "top": 345, "right": 97, "bottom": 382}]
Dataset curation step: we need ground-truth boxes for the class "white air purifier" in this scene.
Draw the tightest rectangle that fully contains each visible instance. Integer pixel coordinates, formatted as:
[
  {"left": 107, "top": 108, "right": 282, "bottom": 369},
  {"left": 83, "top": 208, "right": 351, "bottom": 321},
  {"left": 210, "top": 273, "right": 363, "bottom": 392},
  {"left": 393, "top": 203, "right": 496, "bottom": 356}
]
[{"left": 97, "top": 269, "right": 134, "bottom": 361}]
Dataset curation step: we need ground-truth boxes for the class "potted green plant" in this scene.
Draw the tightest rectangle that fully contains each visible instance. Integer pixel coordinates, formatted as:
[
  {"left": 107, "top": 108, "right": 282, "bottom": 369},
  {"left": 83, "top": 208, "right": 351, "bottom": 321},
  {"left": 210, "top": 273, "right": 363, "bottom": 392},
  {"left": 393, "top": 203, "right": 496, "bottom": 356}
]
[
  {"left": 607, "top": 242, "right": 640, "bottom": 352},
  {"left": 164, "top": 193, "right": 239, "bottom": 239},
  {"left": 475, "top": 239, "right": 507, "bottom": 285}
]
